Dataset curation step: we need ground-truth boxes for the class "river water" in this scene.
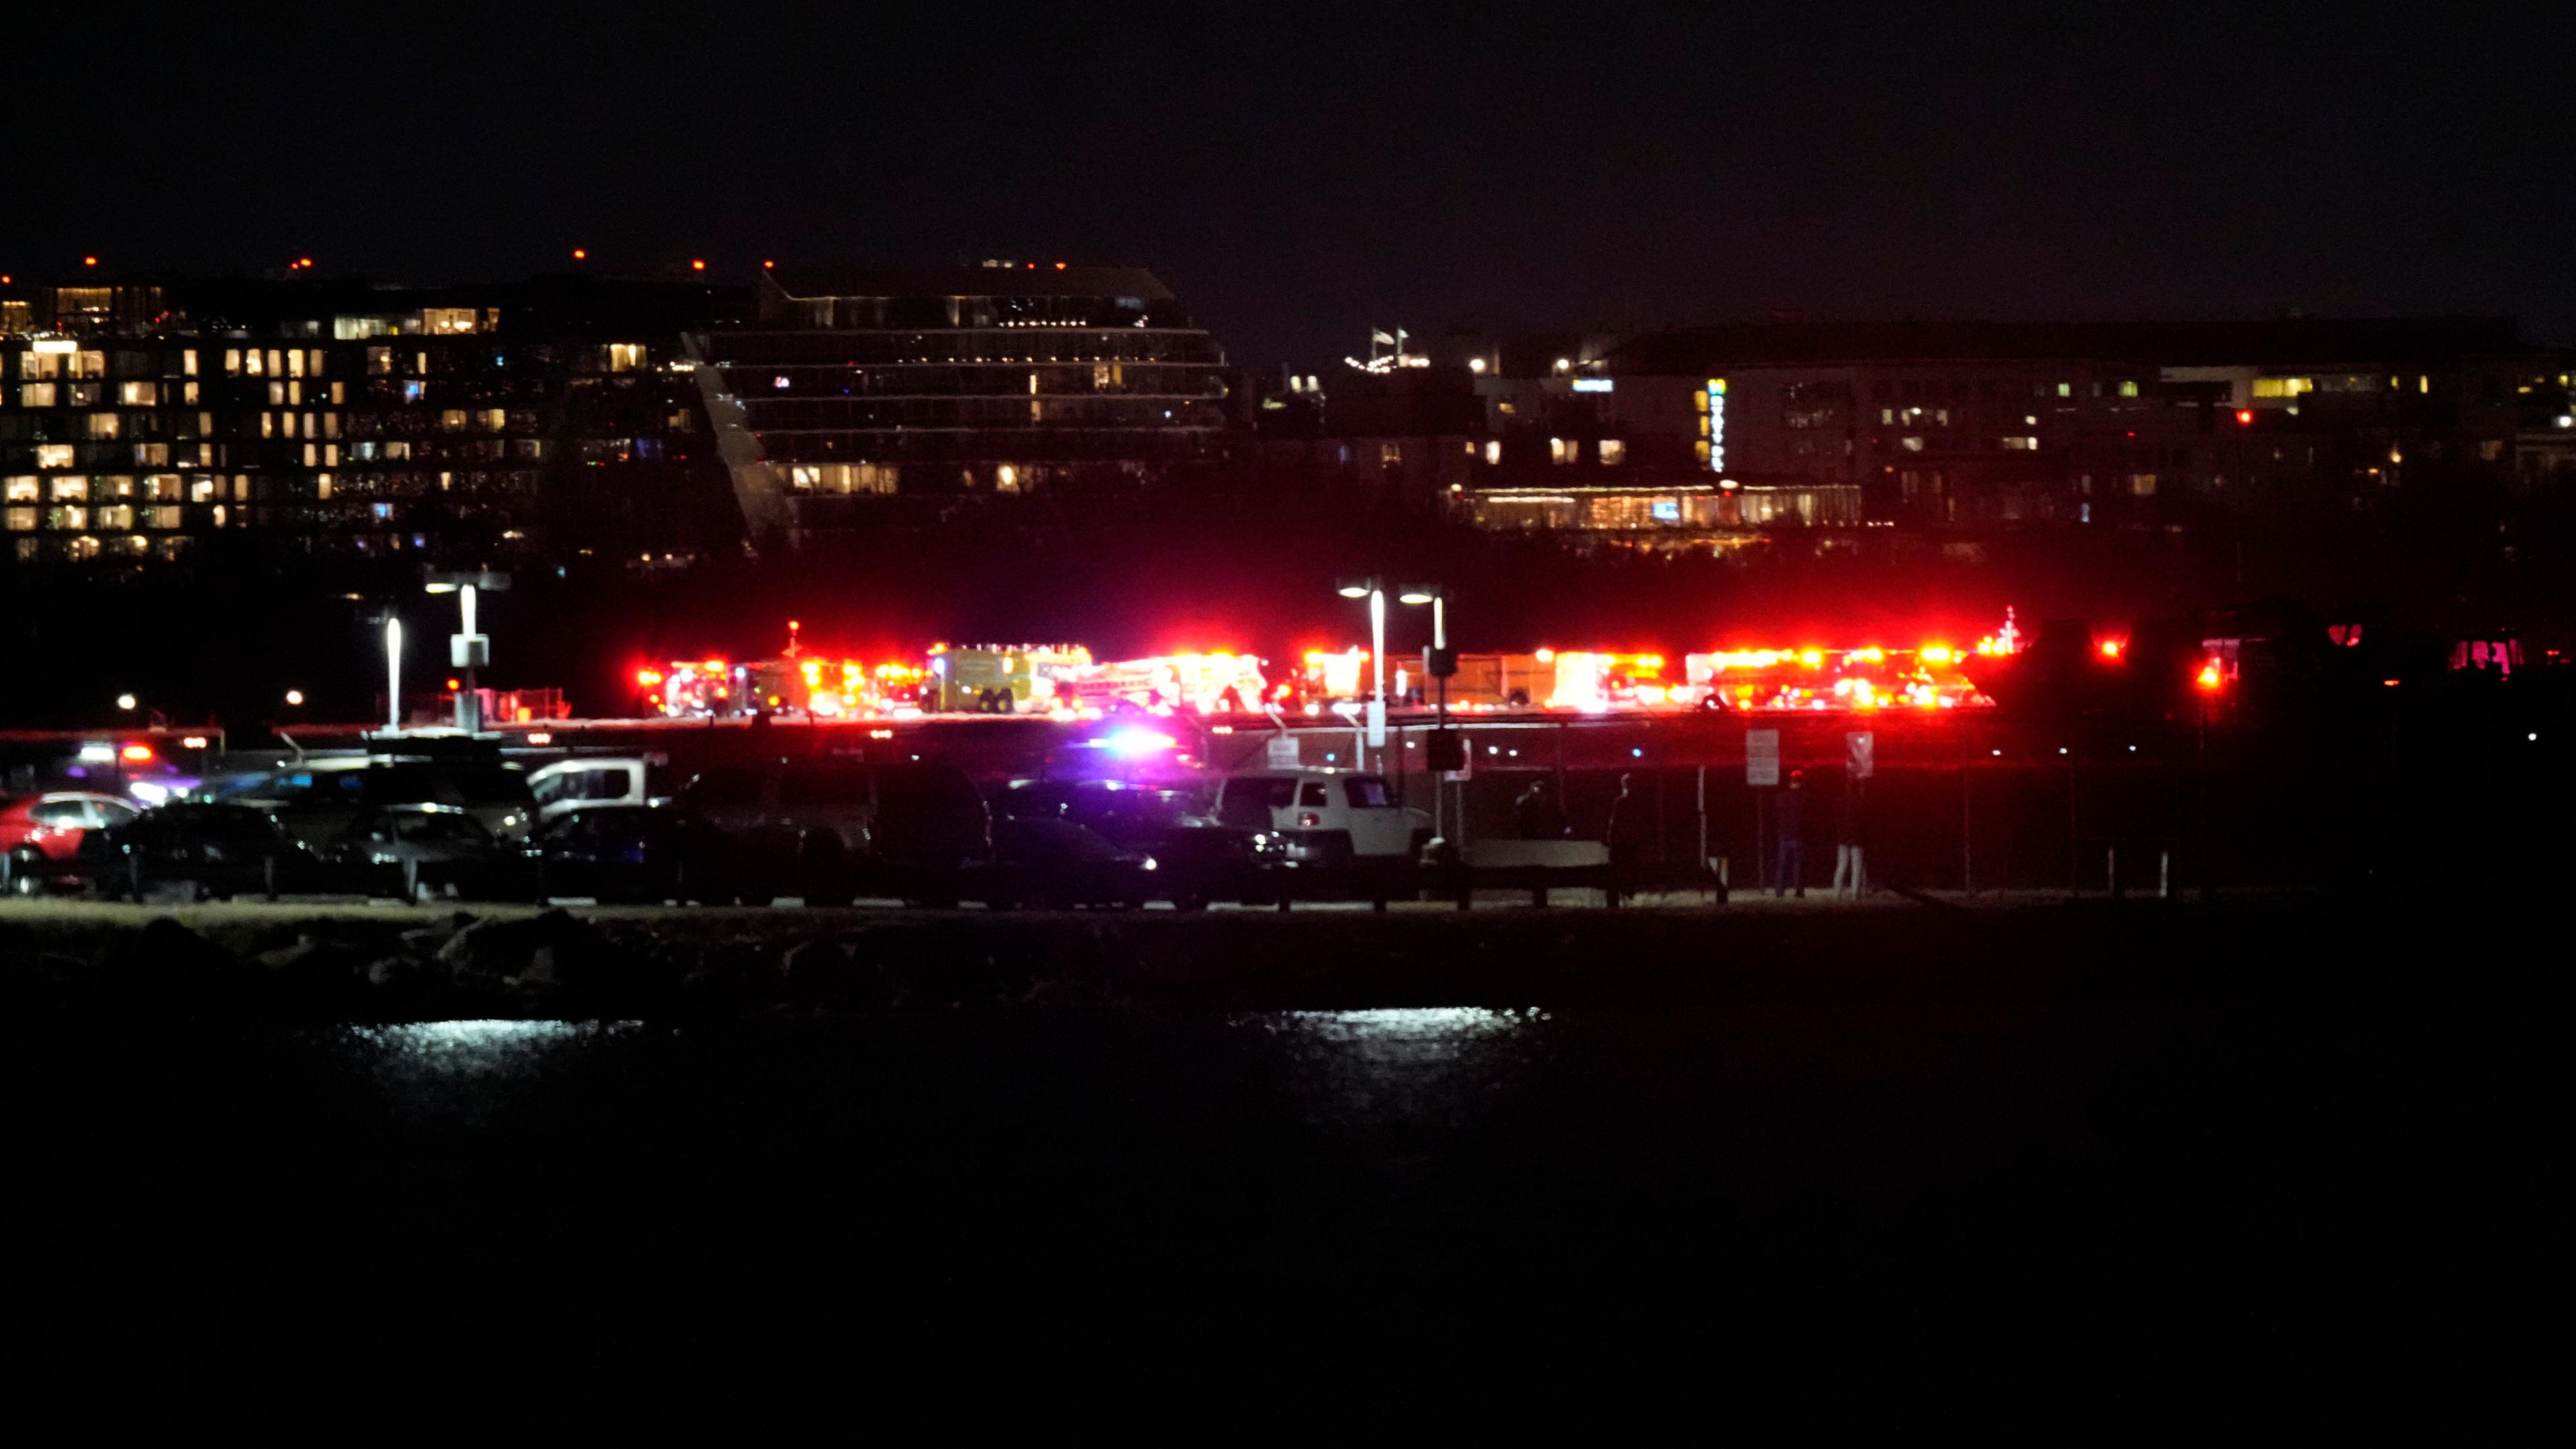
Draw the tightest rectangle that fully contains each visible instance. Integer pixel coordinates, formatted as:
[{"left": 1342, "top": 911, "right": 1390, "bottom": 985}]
[{"left": 9, "top": 998, "right": 2555, "bottom": 1410}]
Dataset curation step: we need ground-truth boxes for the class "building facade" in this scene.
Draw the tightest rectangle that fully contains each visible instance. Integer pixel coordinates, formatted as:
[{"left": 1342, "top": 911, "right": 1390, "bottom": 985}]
[
  {"left": 0, "top": 273, "right": 741, "bottom": 572},
  {"left": 691, "top": 264, "right": 1232, "bottom": 549}
]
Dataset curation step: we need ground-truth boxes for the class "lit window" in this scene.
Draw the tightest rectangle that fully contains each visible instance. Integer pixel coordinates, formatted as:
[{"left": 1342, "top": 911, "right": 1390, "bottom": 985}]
[
  {"left": 2, "top": 507, "right": 32, "bottom": 531},
  {"left": 2055, "top": 382, "right": 2072, "bottom": 397},
  {"left": 317, "top": 475, "right": 333, "bottom": 499},
  {"left": 48, "top": 506, "right": 87, "bottom": 529},
  {"left": 94, "top": 504, "right": 133, "bottom": 530},
  {"left": 84, "top": 413, "right": 121, "bottom": 439},
  {"left": 182, "top": 381, "right": 199, "bottom": 403},
  {"left": 225, "top": 349, "right": 244, "bottom": 376},
  {"left": 72, "top": 351, "right": 107, "bottom": 380},
  {"left": 606, "top": 343, "right": 645, "bottom": 372},
  {"left": 1483, "top": 440, "right": 1501, "bottom": 465},
  {"left": 2129, "top": 473, "right": 2157, "bottom": 496},
  {"left": 2117, "top": 380, "right": 2139, "bottom": 398},
  {"left": 1, "top": 476, "right": 33, "bottom": 501},
  {"left": 269, "top": 382, "right": 287, "bottom": 405},
  {"left": 423, "top": 308, "right": 479, "bottom": 335},
  {"left": 441, "top": 409, "right": 468, "bottom": 431},
  {"left": 181, "top": 350, "right": 199, "bottom": 377},
  {"left": 481, "top": 408, "right": 506, "bottom": 432},
  {"left": 146, "top": 506, "right": 181, "bottom": 529},
  {"left": 329, "top": 381, "right": 343, "bottom": 403},
  {"left": 1380, "top": 443, "right": 1403, "bottom": 466},
  {"left": 368, "top": 347, "right": 393, "bottom": 376},
  {"left": 189, "top": 476, "right": 217, "bottom": 503},
  {"left": 264, "top": 350, "right": 282, "bottom": 377},
  {"left": 1900, "top": 436, "right": 1924, "bottom": 451},
  {"left": 286, "top": 349, "right": 305, "bottom": 379},
  {"left": 19, "top": 384, "right": 56, "bottom": 407},
  {"left": 36, "top": 445, "right": 74, "bottom": 468},
  {"left": 260, "top": 413, "right": 276, "bottom": 438},
  {"left": 1598, "top": 439, "right": 1625, "bottom": 466},
  {"left": 1550, "top": 437, "right": 1576, "bottom": 465}
]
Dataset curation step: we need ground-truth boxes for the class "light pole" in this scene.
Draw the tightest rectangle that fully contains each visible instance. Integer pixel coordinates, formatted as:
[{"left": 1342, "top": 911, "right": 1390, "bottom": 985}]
[
  {"left": 426, "top": 570, "right": 509, "bottom": 732},
  {"left": 1399, "top": 585, "right": 1459, "bottom": 834},
  {"left": 1336, "top": 577, "right": 1387, "bottom": 759},
  {"left": 383, "top": 615, "right": 403, "bottom": 732}
]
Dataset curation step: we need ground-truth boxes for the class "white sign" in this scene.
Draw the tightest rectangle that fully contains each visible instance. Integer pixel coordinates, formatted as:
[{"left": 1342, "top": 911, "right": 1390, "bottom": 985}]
[
  {"left": 1746, "top": 729, "right": 1780, "bottom": 787},
  {"left": 1265, "top": 734, "right": 1303, "bottom": 769},
  {"left": 1845, "top": 731, "right": 1875, "bottom": 781}
]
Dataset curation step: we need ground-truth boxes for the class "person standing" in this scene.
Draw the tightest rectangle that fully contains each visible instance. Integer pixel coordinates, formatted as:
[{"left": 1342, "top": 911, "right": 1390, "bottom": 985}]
[
  {"left": 1605, "top": 771, "right": 1648, "bottom": 906},
  {"left": 1515, "top": 780, "right": 1568, "bottom": 840},
  {"left": 1774, "top": 770, "right": 1807, "bottom": 898},
  {"left": 1833, "top": 777, "right": 1869, "bottom": 899}
]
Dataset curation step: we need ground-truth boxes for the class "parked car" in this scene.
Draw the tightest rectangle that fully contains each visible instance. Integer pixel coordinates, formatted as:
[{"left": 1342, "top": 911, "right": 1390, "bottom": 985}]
[
  {"left": 983, "top": 815, "right": 1158, "bottom": 909},
  {"left": 320, "top": 804, "right": 521, "bottom": 902},
  {"left": 523, "top": 806, "right": 685, "bottom": 904},
  {"left": 1208, "top": 769, "right": 1430, "bottom": 868},
  {"left": 79, "top": 803, "right": 316, "bottom": 902},
  {"left": 2, "top": 791, "right": 142, "bottom": 895},
  {"left": 529, "top": 757, "right": 666, "bottom": 827},
  {"left": 215, "top": 758, "right": 538, "bottom": 847},
  {"left": 674, "top": 758, "right": 990, "bottom": 906},
  {"left": 992, "top": 777, "right": 1262, "bottom": 908}
]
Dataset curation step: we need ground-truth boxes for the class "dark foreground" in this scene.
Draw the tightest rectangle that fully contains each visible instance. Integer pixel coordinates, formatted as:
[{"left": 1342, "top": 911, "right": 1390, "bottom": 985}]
[{"left": 7, "top": 896, "right": 2558, "bottom": 1425}]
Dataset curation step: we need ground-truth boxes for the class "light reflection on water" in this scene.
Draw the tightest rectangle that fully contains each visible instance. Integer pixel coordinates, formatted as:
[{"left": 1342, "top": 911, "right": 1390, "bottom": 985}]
[
  {"left": 1241, "top": 1008, "right": 1550, "bottom": 1126},
  {"left": 350, "top": 1019, "right": 643, "bottom": 1061}
]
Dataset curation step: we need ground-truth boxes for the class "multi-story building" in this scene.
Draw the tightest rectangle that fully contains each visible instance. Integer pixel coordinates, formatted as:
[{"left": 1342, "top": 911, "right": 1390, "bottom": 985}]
[
  {"left": 0, "top": 272, "right": 741, "bottom": 572},
  {"left": 690, "top": 263, "right": 1232, "bottom": 549}
]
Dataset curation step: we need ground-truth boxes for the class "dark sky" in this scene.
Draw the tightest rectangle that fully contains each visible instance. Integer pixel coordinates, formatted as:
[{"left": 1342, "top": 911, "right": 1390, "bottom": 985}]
[{"left": 19, "top": 2, "right": 2572, "bottom": 364}]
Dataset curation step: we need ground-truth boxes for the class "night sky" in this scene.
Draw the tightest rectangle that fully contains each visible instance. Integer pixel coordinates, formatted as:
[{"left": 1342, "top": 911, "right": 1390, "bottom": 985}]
[{"left": 18, "top": 3, "right": 2571, "bottom": 365}]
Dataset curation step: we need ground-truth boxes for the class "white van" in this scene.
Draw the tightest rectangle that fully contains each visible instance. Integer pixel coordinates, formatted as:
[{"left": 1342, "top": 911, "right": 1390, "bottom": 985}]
[
  {"left": 529, "top": 757, "right": 663, "bottom": 826},
  {"left": 1210, "top": 769, "right": 1429, "bottom": 866}
]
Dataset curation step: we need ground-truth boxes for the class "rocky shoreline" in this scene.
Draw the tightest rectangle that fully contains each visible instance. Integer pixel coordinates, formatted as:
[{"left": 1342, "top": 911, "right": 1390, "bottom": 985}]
[{"left": 0, "top": 894, "right": 2535, "bottom": 1020}]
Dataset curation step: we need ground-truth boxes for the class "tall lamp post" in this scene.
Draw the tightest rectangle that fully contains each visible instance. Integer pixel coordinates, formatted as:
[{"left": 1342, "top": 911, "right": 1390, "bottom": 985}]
[
  {"left": 1399, "top": 585, "right": 1459, "bottom": 836},
  {"left": 426, "top": 570, "right": 510, "bottom": 732},
  {"left": 383, "top": 615, "right": 404, "bottom": 732},
  {"left": 1335, "top": 577, "right": 1388, "bottom": 762}
]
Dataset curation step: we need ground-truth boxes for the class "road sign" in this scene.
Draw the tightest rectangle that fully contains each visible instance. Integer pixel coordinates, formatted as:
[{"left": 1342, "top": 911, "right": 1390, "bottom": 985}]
[
  {"left": 1265, "top": 733, "right": 1303, "bottom": 769},
  {"left": 1746, "top": 729, "right": 1780, "bottom": 787},
  {"left": 1846, "top": 731, "right": 1875, "bottom": 781}
]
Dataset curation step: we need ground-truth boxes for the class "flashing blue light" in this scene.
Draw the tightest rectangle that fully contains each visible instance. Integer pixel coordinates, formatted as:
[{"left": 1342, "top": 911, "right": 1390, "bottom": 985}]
[{"left": 1094, "top": 727, "right": 1177, "bottom": 758}]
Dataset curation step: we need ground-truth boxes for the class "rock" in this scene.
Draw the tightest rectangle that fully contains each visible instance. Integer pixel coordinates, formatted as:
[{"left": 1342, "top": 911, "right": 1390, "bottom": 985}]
[{"left": 97, "top": 917, "right": 254, "bottom": 1015}]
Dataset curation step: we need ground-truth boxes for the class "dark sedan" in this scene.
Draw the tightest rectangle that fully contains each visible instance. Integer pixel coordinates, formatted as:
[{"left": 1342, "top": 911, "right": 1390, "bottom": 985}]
[
  {"left": 523, "top": 806, "right": 684, "bottom": 904},
  {"left": 80, "top": 804, "right": 315, "bottom": 902}
]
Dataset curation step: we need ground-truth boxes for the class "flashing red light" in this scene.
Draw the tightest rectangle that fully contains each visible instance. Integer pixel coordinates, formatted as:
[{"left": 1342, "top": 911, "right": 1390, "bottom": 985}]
[
  {"left": 2098, "top": 639, "right": 2125, "bottom": 659},
  {"left": 2196, "top": 663, "right": 2223, "bottom": 690},
  {"left": 690, "top": 259, "right": 706, "bottom": 272},
  {"left": 2382, "top": 678, "right": 2401, "bottom": 688},
  {"left": 1055, "top": 262, "right": 1067, "bottom": 270},
  {"left": 297, "top": 257, "right": 313, "bottom": 269},
  {"left": 572, "top": 248, "right": 588, "bottom": 260},
  {"left": 445, "top": 677, "right": 462, "bottom": 692},
  {"left": 83, "top": 256, "right": 97, "bottom": 267},
  {"left": 763, "top": 259, "right": 775, "bottom": 269},
  {"left": 120, "top": 743, "right": 154, "bottom": 763},
  {"left": 2236, "top": 409, "right": 2254, "bottom": 425}
]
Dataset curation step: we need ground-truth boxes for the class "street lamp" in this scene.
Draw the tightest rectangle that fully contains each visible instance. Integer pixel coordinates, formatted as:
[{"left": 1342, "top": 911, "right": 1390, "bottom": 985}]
[
  {"left": 284, "top": 689, "right": 305, "bottom": 707},
  {"left": 1335, "top": 577, "right": 1387, "bottom": 753},
  {"left": 1399, "top": 585, "right": 1462, "bottom": 834},
  {"left": 384, "top": 616, "right": 403, "bottom": 732},
  {"left": 425, "top": 570, "right": 509, "bottom": 731},
  {"left": 115, "top": 693, "right": 137, "bottom": 712}
]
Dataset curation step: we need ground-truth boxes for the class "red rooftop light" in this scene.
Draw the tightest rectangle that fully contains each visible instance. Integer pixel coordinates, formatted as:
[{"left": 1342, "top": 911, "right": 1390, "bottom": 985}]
[
  {"left": 2236, "top": 409, "right": 2254, "bottom": 425},
  {"left": 691, "top": 259, "right": 706, "bottom": 272}
]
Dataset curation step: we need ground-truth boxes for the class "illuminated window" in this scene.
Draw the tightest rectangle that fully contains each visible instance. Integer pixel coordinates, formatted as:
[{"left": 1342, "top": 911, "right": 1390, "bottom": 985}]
[
  {"left": 368, "top": 347, "right": 393, "bottom": 376},
  {"left": 72, "top": 351, "right": 107, "bottom": 379},
  {"left": 265, "top": 350, "right": 282, "bottom": 377},
  {"left": 323, "top": 412, "right": 339, "bottom": 439},
  {"left": 303, "top": 443, "right": 318, "bottom": 466},
  {"left": 94, "top": 504, "right": 133, "bottom": 530},
  {"left": 1549, "top": 437, "right": 1576, "bottom": 465},
  {"left": 2249, "top": 377, "right": 2312, "bottom": 398},
  {"left": 2128, "top": 473, "right": 2157, "bottom": 496},
  {"left": 66, "top": 535, "right": 100, "bottom": 560},
  {"left": 49, "top": 506, "right": 87, "bottom": 529},
  {"left": 1380, "top": 443, "right": 1403, "bottom": 466},
  {"left": 288, "top": 380, "right": 303, "bottom": 405},
  {"left": 1900, "top": 436, "right": 1924, "bottom": 451},
  {"left": 21, "top": 353, "right": 63, "bottom": 380},
  {"left": 2, "top": 476, "right": 33, "bottom": 501},
  {"left": 19, "top": 384, "right": 56, "bottom": 407},
  {"left": 100, "top": 476, "right": 133, "bottom": 498},
  {"left": 1598, "top": 439, "right": 1626, "bottom": 466},
  {"left": 225, "top": 349, "right": 244, "bottom": 376},
  {"left": 2117, "top": 380, "right": 2140, "bottom": 398},
  {"left": 423, "top": 308, "right": 479, "bottom": 335},
  {"left": 329, "top": 381, "right": 343, "bottom": 403},
  {"left": 36, "top": 445, "right": 73, "bottom": 468},
  {"left": 1484, "top": 440, "right": 1501, "bottom": 465},
  {"left": 268, "top": 381, "right": 287, "bottom": 405},
  {"left": 83, "top": 413, "right": 121, "bottom": 439},
  {"left": 441, "top": 410, "right": 468, "bottom": 431},
  {"left": 3, "top": 508, "right": 32, "bottom": 531},
  {"left": 606, "top": 343, "right": 645, "bottom": 372},
  {"left": 182, "top": 381, "right": 199, "bottom": 403},
  {"left": 2055, "top": 382, "right": 2072, "bottom": 397},
  {"left": 481, "top": 408, "right": 506, "bottom": 432},
  {"left": 260, "top": 413, "right": 276, "bottom": 438},
  {"left": 146, "top": 502, "right": 181, "bottom": 528},
  {"left": 212, "top": 504, "right": 227, "bottom": 527},
  {"left": 307, "top": 350, "right": 324, "bottom": 376},
  {"left": 189, "top": 476, "right": 217, "bottom": 503},
  {"left": 182, "top": 350, "right": 198, "bottom": 377},
  {"left": 315, "top": 474, "right": 332, "bottom": 499}
]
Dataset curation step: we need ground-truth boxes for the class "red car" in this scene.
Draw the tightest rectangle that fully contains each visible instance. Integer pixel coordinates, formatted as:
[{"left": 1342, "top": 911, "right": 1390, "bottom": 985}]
[{"left": 3, "top": 792, "right": 142, "bottom": 894}]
